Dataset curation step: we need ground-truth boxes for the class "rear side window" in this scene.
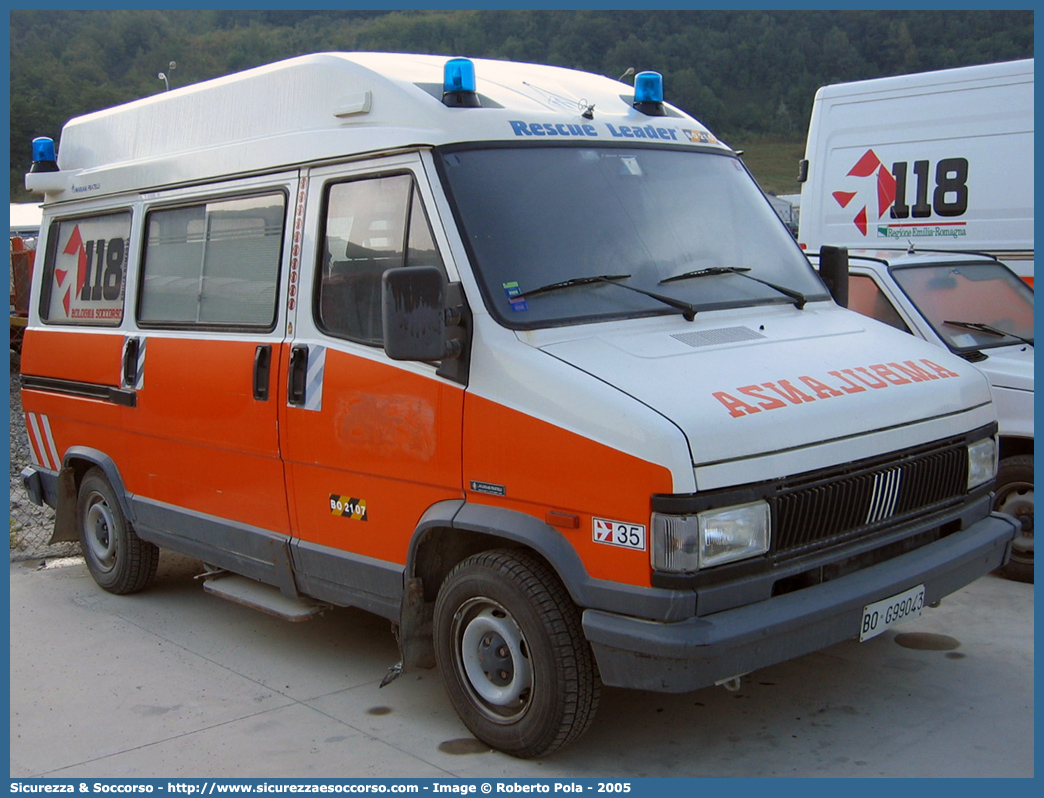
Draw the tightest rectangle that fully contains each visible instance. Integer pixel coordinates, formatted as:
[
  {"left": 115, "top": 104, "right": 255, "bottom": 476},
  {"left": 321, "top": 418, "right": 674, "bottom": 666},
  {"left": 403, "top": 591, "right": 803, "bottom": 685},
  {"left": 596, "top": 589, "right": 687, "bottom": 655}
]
[
  {"left": 317, "top": 174, "right": 444, "bottom": 345},
  {"left": 40, "top": 211, "right": 131, "bottom": 326},
  {"left": 139, "top": 193, "right": 286, "bottom": 328}
]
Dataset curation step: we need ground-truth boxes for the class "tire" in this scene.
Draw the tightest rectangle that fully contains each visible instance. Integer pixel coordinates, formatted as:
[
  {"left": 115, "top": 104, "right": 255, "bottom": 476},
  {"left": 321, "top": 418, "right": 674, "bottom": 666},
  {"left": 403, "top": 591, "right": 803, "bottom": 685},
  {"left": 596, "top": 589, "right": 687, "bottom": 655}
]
[
  {"left": 433, "top": 549, "right": 600, "bottom": 758},
  {"left": 993, "top": 454, "right": 1033, "bottom": 584},
  {"left": 77, "top": 468, "right": 159, "bottom": 594}
]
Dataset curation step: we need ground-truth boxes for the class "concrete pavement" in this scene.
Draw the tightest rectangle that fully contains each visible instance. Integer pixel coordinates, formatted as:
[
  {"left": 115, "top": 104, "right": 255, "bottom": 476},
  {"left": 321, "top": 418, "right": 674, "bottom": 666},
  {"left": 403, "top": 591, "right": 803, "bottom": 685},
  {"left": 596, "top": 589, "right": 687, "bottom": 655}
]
[{"left": 8, "top": 552, "right": 1034, "bottom": 778}]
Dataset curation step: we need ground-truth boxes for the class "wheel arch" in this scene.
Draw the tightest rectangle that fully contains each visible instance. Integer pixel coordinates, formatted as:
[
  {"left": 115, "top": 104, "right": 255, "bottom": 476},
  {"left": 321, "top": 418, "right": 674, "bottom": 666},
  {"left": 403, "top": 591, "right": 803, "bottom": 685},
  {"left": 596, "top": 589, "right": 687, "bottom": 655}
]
[
  {"left": 398, "top": 500, "right": 594, "bottom": 671},
  {"left": 999, "top": 435, "right": 1034, "bottom": 462},
  {"left": 993, "top": 449, "right": 1033, "bottom": 584},
  {"left": 407, "top": 501, "right": 591, "bottom": 605},
  {"left": 51, "top": 447, "right": 134, "bottom": 544}
]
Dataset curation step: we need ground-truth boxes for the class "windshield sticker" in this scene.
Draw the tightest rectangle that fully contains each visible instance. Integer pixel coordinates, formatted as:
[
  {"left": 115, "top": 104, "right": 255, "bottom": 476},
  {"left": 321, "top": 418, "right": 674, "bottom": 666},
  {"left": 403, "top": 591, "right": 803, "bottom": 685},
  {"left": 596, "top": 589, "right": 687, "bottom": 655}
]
[
  {"left": 503, "top": 281, "right": 529, "bottom": 312},
  {"left": 619, "top": 156, "right": 642, "bottom": 176},
  {"left": 712, "top": 359, "right": 961, "bottom": 418},
  {"left": 682, "top": 129, "right": 719, "bottom": 145}
]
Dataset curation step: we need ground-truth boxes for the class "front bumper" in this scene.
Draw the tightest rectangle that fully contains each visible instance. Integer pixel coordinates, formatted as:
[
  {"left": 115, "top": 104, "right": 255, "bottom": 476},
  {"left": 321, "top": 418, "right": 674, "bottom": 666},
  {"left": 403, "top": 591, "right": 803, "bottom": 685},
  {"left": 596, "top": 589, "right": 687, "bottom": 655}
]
[{"left": 583, "top": 512, "right": 1017, "bottom": 693}]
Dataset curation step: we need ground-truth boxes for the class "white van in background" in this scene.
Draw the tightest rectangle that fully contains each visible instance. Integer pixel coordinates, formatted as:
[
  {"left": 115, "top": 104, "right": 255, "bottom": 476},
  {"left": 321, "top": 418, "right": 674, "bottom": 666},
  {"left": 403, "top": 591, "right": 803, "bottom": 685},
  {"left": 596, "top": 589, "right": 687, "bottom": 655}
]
[
  {"left": 798, "top": 60, "right": 1034, "bottom": 583},
  {"left": 798, "top": 59, "right": 1034, "bottom": 285}
]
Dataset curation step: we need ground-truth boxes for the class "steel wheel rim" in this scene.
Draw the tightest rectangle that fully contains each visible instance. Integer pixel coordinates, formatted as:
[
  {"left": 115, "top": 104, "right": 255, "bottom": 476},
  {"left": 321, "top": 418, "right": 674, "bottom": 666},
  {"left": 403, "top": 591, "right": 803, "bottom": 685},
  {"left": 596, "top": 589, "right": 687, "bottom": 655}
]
[
  {"left": 84, "top": 492, "right": 118, "bottom": 572},
  {"left": 452, "top": 597, "right": 533, "bottom": 725}
]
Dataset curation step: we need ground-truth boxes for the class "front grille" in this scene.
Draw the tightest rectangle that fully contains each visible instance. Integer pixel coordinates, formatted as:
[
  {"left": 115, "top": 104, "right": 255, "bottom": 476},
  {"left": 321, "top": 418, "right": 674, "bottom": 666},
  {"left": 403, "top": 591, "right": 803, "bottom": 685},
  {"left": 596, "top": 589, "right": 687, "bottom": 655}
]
[{"left": 772, "top": 439, "right": 968, "bottom": 556}]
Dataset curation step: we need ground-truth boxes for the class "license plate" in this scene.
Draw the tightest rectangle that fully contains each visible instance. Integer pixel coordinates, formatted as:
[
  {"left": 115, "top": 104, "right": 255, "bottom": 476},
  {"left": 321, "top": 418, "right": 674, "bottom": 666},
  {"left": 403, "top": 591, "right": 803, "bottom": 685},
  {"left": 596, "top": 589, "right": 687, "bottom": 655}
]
[{"left": 860, "top": 584, "right": 925, "bottom": 642}]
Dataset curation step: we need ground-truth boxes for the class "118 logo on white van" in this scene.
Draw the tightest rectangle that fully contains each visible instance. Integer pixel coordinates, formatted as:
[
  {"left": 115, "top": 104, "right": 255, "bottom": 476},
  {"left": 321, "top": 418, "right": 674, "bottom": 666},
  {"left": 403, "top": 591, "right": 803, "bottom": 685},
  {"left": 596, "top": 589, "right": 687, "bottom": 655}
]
[{"left": 593, "top": 518, "right": 647, "bottom": 551}]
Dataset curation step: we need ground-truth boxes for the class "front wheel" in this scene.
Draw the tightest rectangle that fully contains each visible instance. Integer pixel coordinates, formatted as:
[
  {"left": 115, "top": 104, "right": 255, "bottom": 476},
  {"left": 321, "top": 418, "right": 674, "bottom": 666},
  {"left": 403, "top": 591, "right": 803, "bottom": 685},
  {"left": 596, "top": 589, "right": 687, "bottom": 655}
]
[
  {"left": 433, "top": 549, "right": 600, "bottom": 758},
  {"left": 77, "top": 468, "right": 159, "bottom": 594},
  {"left": 994, "top": 454, "right": 1033, "bottom": 584}
]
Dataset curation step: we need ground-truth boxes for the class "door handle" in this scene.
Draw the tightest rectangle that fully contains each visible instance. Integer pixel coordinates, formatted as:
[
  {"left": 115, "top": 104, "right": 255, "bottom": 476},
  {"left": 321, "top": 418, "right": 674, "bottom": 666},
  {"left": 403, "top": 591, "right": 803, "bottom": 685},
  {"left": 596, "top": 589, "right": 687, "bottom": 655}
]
[
  {"left": 122, "top": 337, "right": 140, "bottom": 388},
  {"left": 288, "top": 344, "right": 308, "bottom": 406},
  {"left": 253, "top": 344, "right": 272, "bottom": 401}
]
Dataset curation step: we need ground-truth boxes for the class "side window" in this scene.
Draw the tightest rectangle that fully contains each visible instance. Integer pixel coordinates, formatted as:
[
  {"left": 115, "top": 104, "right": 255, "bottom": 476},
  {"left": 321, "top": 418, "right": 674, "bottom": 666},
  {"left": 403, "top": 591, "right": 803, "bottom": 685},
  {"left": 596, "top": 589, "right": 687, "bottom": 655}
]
[
  {"left": 40, "top": 211, "right": 131, "bottom": 326},
  {"left": 139, "top": 193, "right": 286, "bottom": 328},
  {"left": 317, "top": 173, "right": 445, "bottom": 345},
  {"left": 849, "top": 275, "right": 911, "bottom": 333}
]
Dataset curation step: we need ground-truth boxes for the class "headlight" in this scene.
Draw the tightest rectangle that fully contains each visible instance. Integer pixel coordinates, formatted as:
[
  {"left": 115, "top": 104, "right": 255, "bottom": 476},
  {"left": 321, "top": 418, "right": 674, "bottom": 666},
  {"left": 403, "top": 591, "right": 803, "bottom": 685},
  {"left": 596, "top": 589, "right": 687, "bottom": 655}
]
[
  {"left": 652, "top": 500, "right": 770, "bottom": 573},
  {"left": 967, "top": 436, "right": 998, "bottom": 490}
]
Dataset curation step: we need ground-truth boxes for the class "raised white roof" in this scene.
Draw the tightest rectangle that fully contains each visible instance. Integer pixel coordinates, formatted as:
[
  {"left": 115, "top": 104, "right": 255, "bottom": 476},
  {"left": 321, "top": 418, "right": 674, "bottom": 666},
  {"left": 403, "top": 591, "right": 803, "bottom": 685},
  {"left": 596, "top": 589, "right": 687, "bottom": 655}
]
[
  {"left": 814, "top": 57, "right": 1033, "bottom": 100},
  {"left": 30, "top": 52, "right": 726, "bottom": 202}
]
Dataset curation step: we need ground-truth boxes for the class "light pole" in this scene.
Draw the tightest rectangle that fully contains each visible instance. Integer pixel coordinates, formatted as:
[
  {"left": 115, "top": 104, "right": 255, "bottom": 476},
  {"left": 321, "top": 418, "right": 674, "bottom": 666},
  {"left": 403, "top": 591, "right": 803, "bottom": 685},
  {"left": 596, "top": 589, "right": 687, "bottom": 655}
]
[{"left": 158, "top": 61, "right": 177, "bottom": 91}]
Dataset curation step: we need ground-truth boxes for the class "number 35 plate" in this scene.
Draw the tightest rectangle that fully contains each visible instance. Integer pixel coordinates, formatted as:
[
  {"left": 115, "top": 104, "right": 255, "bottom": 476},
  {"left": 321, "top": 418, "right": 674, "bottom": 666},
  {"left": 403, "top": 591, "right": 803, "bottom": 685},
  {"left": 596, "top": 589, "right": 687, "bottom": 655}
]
[
  {"left": 860, "top": 584, "right": 925, "bottom": 642},
  {"left": 593, "top": 517, "right": 647, "bottom": 551}
]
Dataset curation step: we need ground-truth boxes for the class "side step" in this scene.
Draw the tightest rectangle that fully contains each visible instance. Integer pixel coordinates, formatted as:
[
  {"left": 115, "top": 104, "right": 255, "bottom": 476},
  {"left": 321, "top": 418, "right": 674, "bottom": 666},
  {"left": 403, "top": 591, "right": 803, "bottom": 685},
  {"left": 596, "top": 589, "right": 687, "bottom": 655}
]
[{"left": 203, "top": 574, "right": 327, "bottom": 622}]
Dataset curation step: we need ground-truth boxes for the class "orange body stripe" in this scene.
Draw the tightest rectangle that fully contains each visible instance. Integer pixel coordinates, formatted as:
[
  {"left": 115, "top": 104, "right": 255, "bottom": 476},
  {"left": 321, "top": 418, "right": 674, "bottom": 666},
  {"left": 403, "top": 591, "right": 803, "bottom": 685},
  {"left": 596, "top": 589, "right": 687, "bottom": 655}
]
[
  {"left": 280, "top": 348, "right": 465, "bottom": 563},
  {"left": 21, "top": 328, "right": 124, "bottom": 385},
  {"left": 462, "top": 394, "right": 673, "bottom": 587},
  {"left": 122, "top": 336, "right": 290, "bottom": 534}
]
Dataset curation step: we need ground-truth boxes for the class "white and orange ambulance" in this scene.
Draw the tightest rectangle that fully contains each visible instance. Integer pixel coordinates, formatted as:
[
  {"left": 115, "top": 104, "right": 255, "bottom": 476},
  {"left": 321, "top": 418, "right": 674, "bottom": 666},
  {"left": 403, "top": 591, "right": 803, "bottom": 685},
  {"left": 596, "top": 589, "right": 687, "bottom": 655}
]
[{"left": 20, "top": 53, "right": 1017, "bottom": 758}]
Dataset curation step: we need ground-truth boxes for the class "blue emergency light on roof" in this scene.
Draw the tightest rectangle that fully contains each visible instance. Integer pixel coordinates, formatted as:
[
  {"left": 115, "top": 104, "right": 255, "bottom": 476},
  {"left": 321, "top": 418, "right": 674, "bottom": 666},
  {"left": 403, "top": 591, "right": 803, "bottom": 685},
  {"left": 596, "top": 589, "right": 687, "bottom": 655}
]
[
  {"left": 633, "top": 71, "right": 667, "bottom": 117},
  {"left": 442, "top": 58, "right": 481, "bottom": 108},
  {"left": 30, "top": 136, "right": 59, "bottom": 173}
]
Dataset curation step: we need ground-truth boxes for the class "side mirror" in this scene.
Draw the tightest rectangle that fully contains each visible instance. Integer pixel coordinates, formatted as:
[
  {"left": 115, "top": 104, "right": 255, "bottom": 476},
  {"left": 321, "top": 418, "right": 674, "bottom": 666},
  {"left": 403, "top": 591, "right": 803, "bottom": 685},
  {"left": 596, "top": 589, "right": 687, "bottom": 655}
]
[
  {"left": 819, "top": 245, "right": 850, "bottom": 308},
  {"left": 382, "top": 266, "right": 449, "bottom": 361}
]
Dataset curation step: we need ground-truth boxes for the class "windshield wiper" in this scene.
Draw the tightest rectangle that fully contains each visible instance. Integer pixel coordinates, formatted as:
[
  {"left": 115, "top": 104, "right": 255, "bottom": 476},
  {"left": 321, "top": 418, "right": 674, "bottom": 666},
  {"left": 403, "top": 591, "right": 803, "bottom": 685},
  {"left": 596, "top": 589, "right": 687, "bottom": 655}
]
[
  {"left": 518, "top": 273, "right": 632, "bottom": 298},
  {"left": 519, "top": 273, "right": 699, "bottom": 321},
  {"left": 659, "top": 266, "right": 807, "bottom": 309},
  {"left": 943, "top": 320, "right": 1034, "bottom": 347}
]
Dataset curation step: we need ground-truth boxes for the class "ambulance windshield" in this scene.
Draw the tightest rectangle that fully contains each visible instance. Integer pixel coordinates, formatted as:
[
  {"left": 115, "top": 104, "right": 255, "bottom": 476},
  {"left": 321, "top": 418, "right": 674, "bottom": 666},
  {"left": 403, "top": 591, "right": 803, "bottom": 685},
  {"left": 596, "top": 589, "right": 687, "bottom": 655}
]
[
  {"left": 892, "top": 261, "right": 1034, "bottom": 352},
  {"left": 439, "top": 146, "right": 826, "bottom": 328}
]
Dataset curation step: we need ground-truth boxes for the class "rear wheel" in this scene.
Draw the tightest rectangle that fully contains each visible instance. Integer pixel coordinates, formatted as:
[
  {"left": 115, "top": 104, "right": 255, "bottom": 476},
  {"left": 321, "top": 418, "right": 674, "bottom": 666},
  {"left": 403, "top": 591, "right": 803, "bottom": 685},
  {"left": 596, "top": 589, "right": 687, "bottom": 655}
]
[
  {"left": 77, "top": 468, "right": 159, "bottom": 594},
  {"left": 994, "top": 455, "right": 1033, "bottom": 584},
  {"left": 434, "top": 549, "right": 600, "bottom": 758}
]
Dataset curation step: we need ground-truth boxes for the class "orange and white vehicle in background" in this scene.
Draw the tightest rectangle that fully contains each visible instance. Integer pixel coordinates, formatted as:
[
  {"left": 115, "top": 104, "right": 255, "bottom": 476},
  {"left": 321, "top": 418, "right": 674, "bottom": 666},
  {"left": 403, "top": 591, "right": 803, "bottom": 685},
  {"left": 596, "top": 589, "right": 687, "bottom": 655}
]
[
  {"left": 806, "top": 248, "right": 1034, "bottom": 584},
  {"left": 21, "top": 53, "right": 1018, "bottom": 758}
]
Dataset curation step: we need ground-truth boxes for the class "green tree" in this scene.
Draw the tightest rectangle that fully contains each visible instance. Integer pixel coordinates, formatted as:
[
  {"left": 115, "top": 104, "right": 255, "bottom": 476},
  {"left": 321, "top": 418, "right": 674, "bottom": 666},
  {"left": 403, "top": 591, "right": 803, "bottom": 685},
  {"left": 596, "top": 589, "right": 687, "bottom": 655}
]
[{"left": 9, "top": 9, "right": 1033, "bottom": 200}]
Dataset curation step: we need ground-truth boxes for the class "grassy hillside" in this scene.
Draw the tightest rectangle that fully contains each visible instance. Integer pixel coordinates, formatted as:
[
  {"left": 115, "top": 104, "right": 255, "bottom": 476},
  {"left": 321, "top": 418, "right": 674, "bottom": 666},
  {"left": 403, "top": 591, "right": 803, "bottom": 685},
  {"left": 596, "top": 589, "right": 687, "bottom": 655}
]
[{"left": 731, "top": 138, "right": 807, "bottom": 197}]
